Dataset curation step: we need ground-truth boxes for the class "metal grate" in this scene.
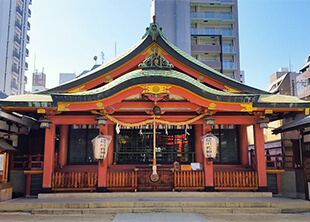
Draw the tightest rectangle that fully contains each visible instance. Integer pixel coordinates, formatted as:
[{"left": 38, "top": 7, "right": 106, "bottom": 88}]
[{"left": 114, "top": 125, "right": 195, "bottom": 164}]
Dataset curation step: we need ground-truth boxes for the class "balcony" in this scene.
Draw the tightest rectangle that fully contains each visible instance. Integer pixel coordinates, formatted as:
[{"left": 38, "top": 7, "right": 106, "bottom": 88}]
[
  {"left": 223, "top": 60, "right": 236, "bottom": 70},
  {"left": 191, "top": 44, "right": 221, "bottom": 53},
  {"left": 191, "top": 28, "right": 234, "bottom": 37},
  {"left": 28, "top": 8, "right": 31, "bottom": 17},
  {"left": 203, "top": 60, "right": 221, "bottom": 70},
  {"left": 12, "top": 65, "right": 19, "bottom": 74},
  {"left": 191, "top": 0, "right": 234, "bottom": 4},
  {"left": 27, "top": 21, "right": 30, "bottom": 30},
  {"left": 222, "top": 45, "right": 235, "bottom": 53},
  {"left": 25, "top": 48, "right": 29, "bottom": 57},
  {"left": 14, "top": 35, "right": 21, "bottom": 45},
  {"left": 191, "top": 12, "right": 234, "bottom": 21},
  {"left": 26, "top": 35, "right": 30, "bottom": 43},
  {"left": 13, "top": 50, "right": 20, "bottom": 59},
  {"left": 16, "top": 6, "right": 23, "bottom": 16},
  {"left": 25, "top": 62, "right": 28, "bottom": 70},
  {"left": 11, "top": 81, "right": 19, "bottom": 90},
  {"left": 15, "top": 21, "right": 22, "bottom": 30}
]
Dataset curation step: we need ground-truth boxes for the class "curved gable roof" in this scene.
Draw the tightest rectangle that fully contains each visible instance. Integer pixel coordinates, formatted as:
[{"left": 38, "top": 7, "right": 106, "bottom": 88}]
[
  {"left": 41, "top": 21, "right": 268, "bottom": 95},
  {"left": 51, "top": 69, "right": 309, "bottom": 109}
]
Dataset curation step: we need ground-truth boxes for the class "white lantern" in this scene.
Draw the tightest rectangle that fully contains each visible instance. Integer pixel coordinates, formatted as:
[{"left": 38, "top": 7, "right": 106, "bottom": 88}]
[
  {"left": 200, "top": 133, "right": 219, "bottom": 159},
  {"left": 92, "top": 135, "right": 112, "bottom": 160}
]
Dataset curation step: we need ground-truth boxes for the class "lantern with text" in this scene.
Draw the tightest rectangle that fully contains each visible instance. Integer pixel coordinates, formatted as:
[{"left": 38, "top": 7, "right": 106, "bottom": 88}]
[
  {"left": 200, "top": 133, "right": 219, "bottom": 159},
  {"left": 92, "top": 135, "right": 112, "bottom": 160}
]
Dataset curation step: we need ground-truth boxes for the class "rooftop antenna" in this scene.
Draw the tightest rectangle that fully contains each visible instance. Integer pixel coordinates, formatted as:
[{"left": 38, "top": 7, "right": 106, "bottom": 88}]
[
  {"left": 115, "top": 42, "right": 117, "bottom": 57},
  {"left": 101, "top": 51, "right": 105, "bottom": 64},
  {"left": 93, "top": 55, "right": 98, "bottom": 65},
  {"left": 289, "top": 56, "right": 293, "bottom": 72}
]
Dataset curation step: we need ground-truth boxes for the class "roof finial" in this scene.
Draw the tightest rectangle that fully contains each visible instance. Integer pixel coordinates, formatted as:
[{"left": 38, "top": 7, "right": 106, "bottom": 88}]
[{"left": 153, "top": 15, "right": 156, "bottom": 24}]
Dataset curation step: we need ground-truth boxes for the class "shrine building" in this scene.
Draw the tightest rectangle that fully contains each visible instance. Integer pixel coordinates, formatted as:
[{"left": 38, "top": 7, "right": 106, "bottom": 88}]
[{"left": 1, "top": 21, "right": 310, "bottom": 194}]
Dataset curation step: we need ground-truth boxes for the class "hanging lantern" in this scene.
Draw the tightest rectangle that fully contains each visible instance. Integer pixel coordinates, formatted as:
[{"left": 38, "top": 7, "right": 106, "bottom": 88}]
[
  {"left": 92, "top": 135, "right": 112, "bottom": 160},
  {"left": 200, "top": 133, "right": 219, "bottom": 159},
  {"left": 258, "top": 118, "right": 269, "bottom": 129},
  {"left": 39, "top": 118, "right": 52, "bottom": 129}
]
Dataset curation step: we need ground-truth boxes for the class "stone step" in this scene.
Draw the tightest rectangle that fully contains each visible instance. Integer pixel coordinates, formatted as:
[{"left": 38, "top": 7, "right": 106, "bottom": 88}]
[
  {"left": 37, "top": 192, "right": 273, "bottom": 199},
  {"left": 31, "top": 207, "right": 282, "bottom": 215},
  {"left": 2, "top": 200, "right": 310, "bottom": 213}
]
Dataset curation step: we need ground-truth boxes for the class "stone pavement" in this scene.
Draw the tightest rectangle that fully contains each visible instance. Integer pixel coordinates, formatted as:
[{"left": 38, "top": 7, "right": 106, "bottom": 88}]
[
  {"left": 2, "top": 212, "right": 310, "bottom": 222},
  {"left": 1, "top": 192, "right": 310, "bottom": 222},
  {"left": 113, "top": 212, "right": 206, "bottom": 222}
]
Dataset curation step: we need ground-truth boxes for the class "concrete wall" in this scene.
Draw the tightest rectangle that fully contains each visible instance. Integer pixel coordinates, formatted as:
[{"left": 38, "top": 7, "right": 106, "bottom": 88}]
[
  {"left": 9, "top": 170, "right": 26, "bottom": 197},
  {"left": 281, "top": 170, "right": 297, "bottom": 199}
]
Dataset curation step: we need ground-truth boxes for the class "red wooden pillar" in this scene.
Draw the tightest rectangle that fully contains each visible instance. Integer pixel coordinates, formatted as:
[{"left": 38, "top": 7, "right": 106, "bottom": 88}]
[
  {"left": 58, "top": 125, "right": 68, "bottom": 168},
  {"left": 195, "top": 124, "right": 204, "bottom": 163},
  {"left": 202, "top": 124, "right": 214, "bottom": 191},
  {"left": 26, "top": 173, "right": 31, "bottom": 196},
  {"left": 42, "top": 123, "right": 56, "bottom": 192},
  {"left": 107, "top": 124, "right": 114, "bottom": 166},
  {"left": 253, "top": 123, "right": 268, "bottom": 191},
  {"left": 97, "top": 124, "right": 108, "bottom": 192},
  {"left": 239, "top": 124, "right": 249, "bottom": 166}
]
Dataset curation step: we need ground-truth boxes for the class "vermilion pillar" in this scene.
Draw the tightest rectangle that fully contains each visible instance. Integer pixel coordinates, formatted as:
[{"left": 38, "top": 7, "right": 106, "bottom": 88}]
[
  {"left": 202, "top": 124, "right": 214, "bottom": 191},
  {"left": 42, "top": 123, "right": 56, "bottom": 192},
  {"left": 253, "top": 123, "right": 268, "bottom": 191},
  {"left": 97, "top": 124, "right": 108, "bottom": 192},
  {"left": 58, "top": 125, "right": 68, "bottom": 168},
  {"left": 239, "top": 124, "right": 249, "bottom": 166},
  {"left": 107, "top": 124, "right": 114, "bottom": 166},
  {"left": 194, "top": 124, "right": 204, "bottom": 163}
]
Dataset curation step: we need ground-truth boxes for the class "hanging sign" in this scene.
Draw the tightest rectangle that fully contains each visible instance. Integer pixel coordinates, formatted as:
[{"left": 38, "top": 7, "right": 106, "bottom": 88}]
[
  {"left": 200, "top": 133, "right": 219, "bottom": 159},
  {"left": 92, "top": 135, "right": 112, "bottom": 160}
]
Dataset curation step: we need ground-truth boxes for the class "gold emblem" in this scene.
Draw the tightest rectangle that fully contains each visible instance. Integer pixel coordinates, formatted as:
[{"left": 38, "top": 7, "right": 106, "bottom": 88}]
[
  {"left": 142, "top": 85, "right": 170, "bottom": 94},
  {"left": 240, "top": 103, "right": 256, "bottom": 112},
  {"left": 96, "top": 102, "right": 103, "bottom": 108},
  {"left": 58, "top": 103, "right": 70, "bottom": 111},
  {"left": 105, "top": 75, "right": 113, "bottom": 82},
  {"left": 208, "top": 103, "right": 216, "bottom": 109}
]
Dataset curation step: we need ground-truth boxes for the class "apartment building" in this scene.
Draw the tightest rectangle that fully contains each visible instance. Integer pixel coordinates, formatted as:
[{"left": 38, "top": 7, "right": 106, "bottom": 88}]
[
  {"left": 32, "top": 69, "right": 46, "bottom": 93},
  {"left": 296, "top": 54, "right": 310, "bottom": 100},
  {"left": 152, "top": 0, "right": 241, "bottom": 81},
  {"left": 0, "top": 0, "right": 32, "bottom": 95}
]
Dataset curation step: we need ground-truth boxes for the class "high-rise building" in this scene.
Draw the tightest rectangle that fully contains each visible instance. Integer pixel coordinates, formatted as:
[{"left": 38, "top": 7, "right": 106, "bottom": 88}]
[
  {"left": 32, "top": 69, "right": 46, "bottom": 93},
  {"left": 0, "top": 0, "right": 32, "bottom": 95},
  {"left": 152, "top": 0, "right": 241, "bottom": 81}
]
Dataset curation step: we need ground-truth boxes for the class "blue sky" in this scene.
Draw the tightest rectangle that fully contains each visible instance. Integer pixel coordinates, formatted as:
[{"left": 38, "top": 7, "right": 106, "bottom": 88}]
[{"left": 26, "top": 0, "right": 310, "bottom": 91}]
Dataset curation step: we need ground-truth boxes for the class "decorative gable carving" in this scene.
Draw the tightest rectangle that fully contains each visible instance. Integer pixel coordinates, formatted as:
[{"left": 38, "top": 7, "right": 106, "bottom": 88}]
[{"left": 138, "top": 53, "right": 174, "bottom": 70}]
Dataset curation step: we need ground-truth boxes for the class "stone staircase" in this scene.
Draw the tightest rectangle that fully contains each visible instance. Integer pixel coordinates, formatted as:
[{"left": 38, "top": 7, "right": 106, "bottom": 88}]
[{"left": 1, "top": 192, "right": 310, "bottom": 214}]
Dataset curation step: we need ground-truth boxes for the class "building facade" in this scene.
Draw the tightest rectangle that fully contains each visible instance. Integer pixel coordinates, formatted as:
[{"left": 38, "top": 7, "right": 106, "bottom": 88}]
[
  {"left": 296, "top": 54, "right": 310, "bottom": 100},
  {"left": 0, "top": 0, "right": 32, "bottom": 95},
  {"left": 32, "top": 69, "right": 46, "bottom": 93},
  {"left": 152, "top": 0, "right": 241, "bottom": 81}
]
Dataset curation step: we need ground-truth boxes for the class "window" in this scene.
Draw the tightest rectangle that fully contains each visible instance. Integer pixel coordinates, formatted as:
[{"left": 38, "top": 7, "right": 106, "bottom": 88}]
[
  {"left": 212, "top": 124, "right": 239, "bottom": 164},
  {"left": 114, "top": 125, "right": 195, "bottom": 164},
  {"left": 67, "top": 124, "right": 99, "bottom": 164}
]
